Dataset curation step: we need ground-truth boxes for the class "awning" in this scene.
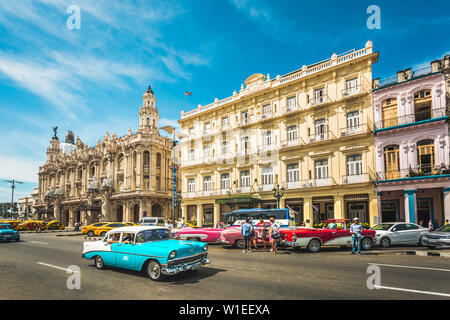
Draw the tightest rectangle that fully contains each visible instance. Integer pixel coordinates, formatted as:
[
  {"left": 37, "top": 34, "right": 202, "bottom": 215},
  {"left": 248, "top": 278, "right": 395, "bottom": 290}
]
[{"left": 215, "top": 196, "right": 262, "bottom": 205}]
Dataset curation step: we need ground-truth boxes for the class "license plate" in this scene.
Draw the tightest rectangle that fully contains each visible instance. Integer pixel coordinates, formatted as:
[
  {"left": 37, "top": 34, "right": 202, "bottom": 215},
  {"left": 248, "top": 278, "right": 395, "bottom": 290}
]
[{"left": 427, "top": 239, "right": 438, "bottom": 243}]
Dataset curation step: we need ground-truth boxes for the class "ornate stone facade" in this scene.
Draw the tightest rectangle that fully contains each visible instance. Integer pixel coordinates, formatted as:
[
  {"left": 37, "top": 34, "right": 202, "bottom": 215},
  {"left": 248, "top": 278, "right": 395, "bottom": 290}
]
[{"left": 34, "top": 86, "right": 173, "bottom": 226}]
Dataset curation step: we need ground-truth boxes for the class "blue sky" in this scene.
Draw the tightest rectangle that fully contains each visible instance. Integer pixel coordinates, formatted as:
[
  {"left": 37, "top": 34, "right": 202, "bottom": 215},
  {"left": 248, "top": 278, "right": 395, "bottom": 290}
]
[{"left": 0, "top": 0, "right": 449, "bottom": 201}]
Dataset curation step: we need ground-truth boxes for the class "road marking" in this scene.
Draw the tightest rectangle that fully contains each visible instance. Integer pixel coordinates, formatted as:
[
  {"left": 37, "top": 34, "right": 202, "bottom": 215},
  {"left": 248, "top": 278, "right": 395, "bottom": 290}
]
[
  {"left": 30, "top": 241, "right": 49, "bottom": 245},
  {"left": 37, "top": 262, "right": 74, "bottom": 273},
  {"left": 374, "top": 285, "right": 450, "bottom": 297},
  {"left": 369, "top": 263, "right": 450, "bottom": 273}
]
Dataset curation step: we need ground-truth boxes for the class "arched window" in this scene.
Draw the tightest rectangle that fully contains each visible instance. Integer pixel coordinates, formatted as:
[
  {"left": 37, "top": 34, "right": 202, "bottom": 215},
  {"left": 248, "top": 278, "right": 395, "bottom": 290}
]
[
  {"left": 414, "top": 90, "right": 432, "bottom": 122},
  {"left": 384, "top": 145, "right": 400, "bottom": 179},
  {"left": 118, "top": 154, "right": 124, "bottom": 171},
  {"left": 417, "top": 139, "right": 434, "bottom": 173},
  {"left": 381, "top": 98, "right": 398, "bottom": 128},
  {"left": 90, "top": 165, "right": 95, "bottom": 178}
]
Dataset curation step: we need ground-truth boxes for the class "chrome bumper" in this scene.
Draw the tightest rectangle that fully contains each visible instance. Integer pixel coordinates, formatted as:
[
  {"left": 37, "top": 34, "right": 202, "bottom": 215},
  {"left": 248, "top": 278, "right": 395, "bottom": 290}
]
[
  {"left": 217, "top": 239, "right": 230, "bottom": 244},
  {"left": 422, "top": 238, "right": 450, "bottom": 247},
  {"left": 161, "top": 258, "right": 210, "bottom": 275}
]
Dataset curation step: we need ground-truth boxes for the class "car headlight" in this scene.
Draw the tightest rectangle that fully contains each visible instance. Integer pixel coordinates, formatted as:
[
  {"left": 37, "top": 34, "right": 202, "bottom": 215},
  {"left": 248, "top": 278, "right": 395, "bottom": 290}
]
[
  {"left": 203, "top": 244, "right": 208, "bottom": 251},
  {"left": 292, "top": 234, "right": 297, "bottom": 240},
  {"left": 169, "top": 250, "right": 176, "bottom": 259},
  {"left": 375, "top": 234, "right": 381, "bottom": 237}
]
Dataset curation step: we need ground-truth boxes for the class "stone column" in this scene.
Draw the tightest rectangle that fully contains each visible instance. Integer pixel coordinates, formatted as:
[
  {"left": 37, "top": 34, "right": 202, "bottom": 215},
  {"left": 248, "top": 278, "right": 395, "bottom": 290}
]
[
  {"left": 54, "top": 202, "right": 61, "bottom": 222},
  {"left": 280, "top": 198, "right": 286, "bottom": 209},
  {"left": 303, "top": 197, "right": 313, "bottom": 227},
  {"left": 69, "top": 206, "right": 76, "bottom": 227},
  {"left": 181, "top": 204, "right": 188, "bottom": 221},
  {"left": 197, "top": 204, "right": 203, "bottom": 227},
  {"left": 136, "top": 150, "right": 142, "bottom": 189},
  {"left": 443, "top": 188, "right": 450, "bottom": 224},
  {"left": 102, "top": 195, "right": 111, "bottom": 221},
  {"left": 404, "top": 190, "right": 417, "bottom": 223},
  {"left": 334, "top": 195, "right": 344, "bottom": 219},
  {"left": 369, "top": 192, "right": 379, "bottom": 227},
  {"left": 214, "top": 202, "right": 221, "bottom": 227},
  {"left": 377, "top": 192, "right": 383, "bottom": 224}
]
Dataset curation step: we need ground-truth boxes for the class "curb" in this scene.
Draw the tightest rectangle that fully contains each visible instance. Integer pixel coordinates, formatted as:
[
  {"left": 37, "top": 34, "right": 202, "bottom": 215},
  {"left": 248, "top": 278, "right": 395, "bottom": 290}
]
[
  {"left": 84, "top": 236, "right": 102, "bottom": 240},
  {"left": 405, "top": 250, "right": 450, "bottom": 258},
  {"left": 56, "top": 233, "right": 84, "bottom": 237}
]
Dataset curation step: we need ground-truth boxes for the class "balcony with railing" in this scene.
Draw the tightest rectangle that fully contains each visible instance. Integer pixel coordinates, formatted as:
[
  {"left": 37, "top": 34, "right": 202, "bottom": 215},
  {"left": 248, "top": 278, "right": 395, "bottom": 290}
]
[
  {"left": 235, "top": 186, "right": 251, "bottom": 194},
  {"left": 309, "top": 95, "right": 328, "bottom": 106},
  {"left": 281, "top": 136, "right": 305, "bottom": 148},
  {"left": 342, "top": 85, "right": 361, "bottom": 97},
  {"left": 283, "top": 103, "right": 299, "bottom": 114},
  {"left": 257, "top": 112, "right": 274, "bottom": 122},
  {"left": 236, "top": 117, "right": 252, "bottom": 127},
  {"left": 342, "top": 173, "right": 370, "bottom": 184},
  {"left": 377, "top": 164, "right": 450, "bottom": 181},
  {"left": 375, "top": 107, "right": 448, "bottom": 131},
  {"left": 283, "top": 177, "right": 336, "bottom": 189},
  {"left": 307, "top": 131, "right": 335, "bottom": 143},
  {"left": 340, "top": 123, "right": 372, "bottom": 137},
  {"left": 258, "top": 142, "right": 278, "bottom": 153}
]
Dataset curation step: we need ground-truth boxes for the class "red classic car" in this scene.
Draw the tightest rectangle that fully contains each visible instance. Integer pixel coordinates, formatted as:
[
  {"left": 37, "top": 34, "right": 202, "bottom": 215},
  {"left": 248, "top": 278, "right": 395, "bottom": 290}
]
[
  {"left": 281, "top": 219, "right": 375, "bottom": 253},
  {"left": 218, "top": 223, "right": 274, "bottom": 248},
  {"left": 175, "top": 227, "right": 230, "bottom": 242}
]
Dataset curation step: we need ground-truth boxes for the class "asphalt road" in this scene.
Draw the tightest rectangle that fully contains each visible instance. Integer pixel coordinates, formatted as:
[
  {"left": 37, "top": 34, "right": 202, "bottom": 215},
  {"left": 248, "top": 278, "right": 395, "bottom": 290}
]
[{"left": 1, "top": 232, "right": 449, "bottom": 300}]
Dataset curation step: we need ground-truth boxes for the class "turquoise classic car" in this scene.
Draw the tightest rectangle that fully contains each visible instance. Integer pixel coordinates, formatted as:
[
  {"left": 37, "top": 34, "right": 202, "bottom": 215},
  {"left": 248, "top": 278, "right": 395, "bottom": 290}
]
[
  {"left": 0, "top": 223, "right": 20, "bottom": 242},
  {"left": 82, "top": 226, "right": 210, "bottom": 281}
]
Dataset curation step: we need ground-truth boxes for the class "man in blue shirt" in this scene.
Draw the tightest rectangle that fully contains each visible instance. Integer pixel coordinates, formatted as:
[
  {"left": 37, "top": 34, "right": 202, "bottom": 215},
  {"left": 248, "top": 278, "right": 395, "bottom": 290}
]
[
  {"left": 240, "top": 218, "right": 254, "bottom": 253},
  {"left": 349, "top": 217, "right": 363, "bottom": 255}
]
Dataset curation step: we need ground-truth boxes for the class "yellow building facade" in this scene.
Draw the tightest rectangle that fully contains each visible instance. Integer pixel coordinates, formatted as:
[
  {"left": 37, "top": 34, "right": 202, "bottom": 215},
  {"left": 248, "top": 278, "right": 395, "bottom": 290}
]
[{"left": 178, "top": 41, "right": 379, "bottom": 227}]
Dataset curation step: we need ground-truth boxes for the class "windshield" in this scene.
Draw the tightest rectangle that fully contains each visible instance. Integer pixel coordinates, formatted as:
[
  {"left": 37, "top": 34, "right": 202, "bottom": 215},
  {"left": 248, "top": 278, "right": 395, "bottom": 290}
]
[
  {"left": 435, "top": 225, "right": 450, "bottom": 232},
  {"left": 0, "top": 225, "right": 12, "bottom": 230},
  {"left": 371, "top": 224, "right": 394, "bottom": 231},
  {"left": 135, "top": 229, "right": 171, "bottom": 243}
]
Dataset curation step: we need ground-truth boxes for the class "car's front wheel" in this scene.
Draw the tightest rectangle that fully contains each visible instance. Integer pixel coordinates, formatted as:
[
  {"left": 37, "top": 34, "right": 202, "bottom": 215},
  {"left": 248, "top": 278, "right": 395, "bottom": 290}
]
[
  {"left": 147, "top": 260, "right": 164, "bottom": 281},
  {"left": 235, "top": 239, "right": 244, "bottom": 249},
  {"left": 87, "top": 231, "right": 94, "bottom": 237},
  {"left": 379, "top": 237, "right": 391, "bottom": 248},
  {"left": 361, "top": 237, "right": 372, "bottom": 250},
  {"left": 307, "top": 239, "right": 321, "bottom": 253},
  {"left": 100, "top": 231, "right": 106, "bottom": 237},
  {"left": 95, "top": 256, "right": 105, "bottom": 270}
]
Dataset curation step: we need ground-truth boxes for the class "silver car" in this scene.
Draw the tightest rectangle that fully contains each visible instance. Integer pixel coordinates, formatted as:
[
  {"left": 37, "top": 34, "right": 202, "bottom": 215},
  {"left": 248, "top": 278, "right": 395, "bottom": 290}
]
[
  {"left": 371, "top": 222, "right": 429, "bottom": 248},
  {"left": 421, "top": 224, "right": 450, "bottom": 248}
]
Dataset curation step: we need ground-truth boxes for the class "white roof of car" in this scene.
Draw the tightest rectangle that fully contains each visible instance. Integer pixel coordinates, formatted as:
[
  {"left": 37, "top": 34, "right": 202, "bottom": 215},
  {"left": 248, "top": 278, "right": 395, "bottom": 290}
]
[{"left": 107, "top": 226, "right": 168, "bottom": 234}]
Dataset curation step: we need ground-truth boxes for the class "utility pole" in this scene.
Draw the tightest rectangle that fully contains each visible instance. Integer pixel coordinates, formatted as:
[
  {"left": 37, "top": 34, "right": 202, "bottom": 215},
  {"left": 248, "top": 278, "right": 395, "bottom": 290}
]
[{"left": 4, "top": 179, "right": 23, "bottom": 218}]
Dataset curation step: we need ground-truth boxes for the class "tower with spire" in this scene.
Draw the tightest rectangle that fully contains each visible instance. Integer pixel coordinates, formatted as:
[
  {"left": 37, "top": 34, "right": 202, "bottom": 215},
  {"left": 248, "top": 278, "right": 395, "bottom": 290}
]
[{"left": 139, "top": 85, "right": 160, "bottom": 134}]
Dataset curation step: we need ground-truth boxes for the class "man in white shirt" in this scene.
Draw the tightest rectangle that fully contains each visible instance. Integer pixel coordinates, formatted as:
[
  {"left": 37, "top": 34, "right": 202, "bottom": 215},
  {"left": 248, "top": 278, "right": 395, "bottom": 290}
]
[{"left": 349, "top": 217, "right": 363, "bottom": 255}]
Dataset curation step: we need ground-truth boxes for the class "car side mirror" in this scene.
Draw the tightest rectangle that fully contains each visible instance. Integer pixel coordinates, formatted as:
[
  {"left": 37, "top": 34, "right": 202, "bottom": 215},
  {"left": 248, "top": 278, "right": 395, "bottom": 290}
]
[{"left": 391, "top": 228, "right": 397, "bottom": 232}]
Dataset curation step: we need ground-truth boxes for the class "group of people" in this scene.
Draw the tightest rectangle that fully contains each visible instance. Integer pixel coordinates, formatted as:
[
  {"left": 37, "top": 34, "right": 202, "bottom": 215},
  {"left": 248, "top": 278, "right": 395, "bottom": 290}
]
[{"left": 240, "top": 217, "right": 281, "bottom": 254}]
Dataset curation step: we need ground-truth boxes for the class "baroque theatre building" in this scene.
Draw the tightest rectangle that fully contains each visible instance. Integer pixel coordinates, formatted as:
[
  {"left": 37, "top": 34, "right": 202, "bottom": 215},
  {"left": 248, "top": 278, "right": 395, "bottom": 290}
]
[{"left": 34, "top": 86, "right": 173, "bottom": 226}]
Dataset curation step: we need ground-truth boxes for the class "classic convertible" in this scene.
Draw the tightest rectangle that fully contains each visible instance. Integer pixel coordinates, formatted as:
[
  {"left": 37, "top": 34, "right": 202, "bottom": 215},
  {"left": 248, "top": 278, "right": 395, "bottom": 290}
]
[
  {"left": 82, "top": 226, "right": 210, "bottom": 281},
  {"left": 281, "top": 219, "right": 375, "bottom": 253}
]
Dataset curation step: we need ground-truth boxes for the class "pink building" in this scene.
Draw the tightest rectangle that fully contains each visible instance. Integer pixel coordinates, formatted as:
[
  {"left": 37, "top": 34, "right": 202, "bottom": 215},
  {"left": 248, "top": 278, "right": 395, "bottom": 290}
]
[{"left": 373, "top": 58, "right": 450, "bottom": 227}]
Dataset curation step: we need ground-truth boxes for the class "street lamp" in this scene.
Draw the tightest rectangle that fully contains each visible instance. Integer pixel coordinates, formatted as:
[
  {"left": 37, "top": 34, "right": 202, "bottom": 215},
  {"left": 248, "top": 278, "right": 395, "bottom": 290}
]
[
  {"left": 272, "top": 184, "right": 285, "bottom": 209},
  {"left": 4, "top": 179, "right": 23, "bottom": 218},
  {"left": 175, "top": 191, "right": 182, "bottom": 219},
  {"left": 160, "top": 126, "right": 187, "bottom": 221}
]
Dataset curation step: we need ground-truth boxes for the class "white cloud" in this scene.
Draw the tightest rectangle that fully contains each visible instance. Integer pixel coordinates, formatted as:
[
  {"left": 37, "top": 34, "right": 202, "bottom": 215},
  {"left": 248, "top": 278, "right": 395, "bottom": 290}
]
[{"left": 0, "top": 156, "right": 41, "bottom": 183}]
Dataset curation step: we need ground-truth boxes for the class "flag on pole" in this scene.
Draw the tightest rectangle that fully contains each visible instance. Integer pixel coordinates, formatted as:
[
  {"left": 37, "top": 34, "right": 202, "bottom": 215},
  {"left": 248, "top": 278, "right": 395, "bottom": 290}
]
[{"left": 185, "top": 92, "right": 192, "bottom": 96}]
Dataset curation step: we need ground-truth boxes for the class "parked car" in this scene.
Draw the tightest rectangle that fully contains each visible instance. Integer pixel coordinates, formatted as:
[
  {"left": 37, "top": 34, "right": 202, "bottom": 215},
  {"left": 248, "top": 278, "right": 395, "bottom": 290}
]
[
  {"left": 138, "top": 217, "right": 166, "bottom": 226},
  {"left": 0, "top": 223, "right": 20, "bottom": 242},
  {"left": 421, "top": 224, "right": 450, "bottom": 248},
  {"left": 16, "top": 220, "right": 46, "bottom": 231},
  {"left": 281, "top": 219, "right": 375, "bottom": 253},
  {"left": 218, "top": 223, "right": 272, "bottom": 248},
  {"left": 93, "top": 222, "right": 127, "bottom": 237},
  {"left": 82, "top": 226, "right": 210, "bottom": 281},
  {"left": 0, "top": 220, "right": 21, "bottom": 230},
  {"left": 175, "top": 227, "right": 229, "bottom": 242},
  {"left": 47, "top": 220, "right": 65, "bottom": 230},
  {"left": 371, "top": 222, "right": 429, "bottom": 248},
  {"left": 81, "top": 222, "right": 110, "bottom": 237}
]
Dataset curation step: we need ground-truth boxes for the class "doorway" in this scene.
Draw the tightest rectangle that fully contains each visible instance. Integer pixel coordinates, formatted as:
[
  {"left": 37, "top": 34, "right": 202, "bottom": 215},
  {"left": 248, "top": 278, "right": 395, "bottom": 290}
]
[{"left": 417, "top": 198, "right": 433, "bottom": 225}]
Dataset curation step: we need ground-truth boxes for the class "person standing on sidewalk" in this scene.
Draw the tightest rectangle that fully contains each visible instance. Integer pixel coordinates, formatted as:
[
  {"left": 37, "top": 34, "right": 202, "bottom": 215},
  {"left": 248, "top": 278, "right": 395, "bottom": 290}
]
[
  {"left": 240, "top": 218, "right": 253, "bottom": 253},
  {"left": 349, "top": 217, "right": 363, "bottom": 255},
  {"left": 269, "top": 217, "right": 281, "bottom": 254}
]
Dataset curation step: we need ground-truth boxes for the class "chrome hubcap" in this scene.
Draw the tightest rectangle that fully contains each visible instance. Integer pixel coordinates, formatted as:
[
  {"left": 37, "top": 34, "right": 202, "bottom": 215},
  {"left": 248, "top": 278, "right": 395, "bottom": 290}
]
[
  {"left": 310, "top": 240, "right": 320, "bottom": 252},
  {"left": 149, "top": 262, "right": 160, "bottom": 279}
]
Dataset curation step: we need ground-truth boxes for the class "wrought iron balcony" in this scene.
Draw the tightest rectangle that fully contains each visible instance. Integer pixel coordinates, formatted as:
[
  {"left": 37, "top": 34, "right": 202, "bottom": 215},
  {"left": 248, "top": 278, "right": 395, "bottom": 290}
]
[
  {"left": 342, "top": 85, "right": 360, "bottom": 97},
  {"left": 342, "top": 173, "right": 370, "bottom": 184},
  {"left": 309, "top": 95, "right": 328, "bottom": 106},
  {"left": 375, "top": 107, "right": 447, "bottom": 130},
  {"left": 377, "top": 164, "right": 450, "bottom": 181}
]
